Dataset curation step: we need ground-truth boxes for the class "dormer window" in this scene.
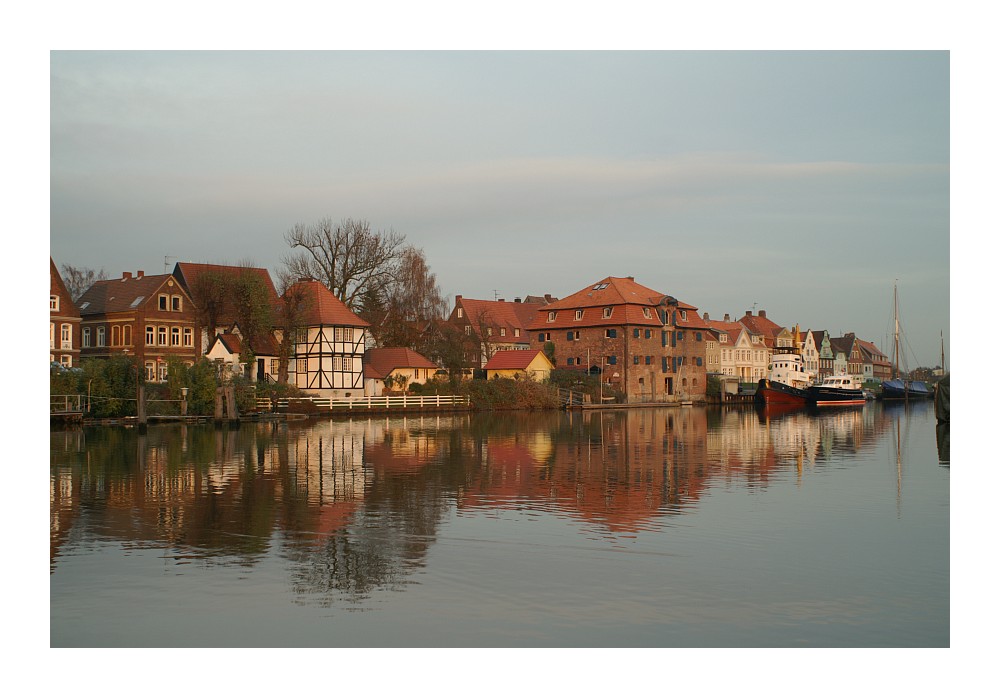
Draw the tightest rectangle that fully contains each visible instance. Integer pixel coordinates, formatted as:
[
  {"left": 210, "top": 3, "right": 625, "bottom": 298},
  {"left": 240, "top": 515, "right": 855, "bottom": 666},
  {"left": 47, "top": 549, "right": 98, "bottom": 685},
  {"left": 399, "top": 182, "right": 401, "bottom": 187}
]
[
  {"left": 547, "top": 311, "right": 556, "bottom": 322},
  {"left": 500, "top": 328, "right": 506, "bottom": 337},
  {"left": 50, "top": 295, "right": 59, "bottom": 311},
  {"left": 680, "top": 310, "right": 687, "bottom": 321},
  {"left": 575, "top": 310, "right": 583, "bottom": 320},
  {"left": 602, "top": 307, "right": 612, "bottom": 319},
  {"left": 642, "top": 307, "right": 651, "bottom": 319}
]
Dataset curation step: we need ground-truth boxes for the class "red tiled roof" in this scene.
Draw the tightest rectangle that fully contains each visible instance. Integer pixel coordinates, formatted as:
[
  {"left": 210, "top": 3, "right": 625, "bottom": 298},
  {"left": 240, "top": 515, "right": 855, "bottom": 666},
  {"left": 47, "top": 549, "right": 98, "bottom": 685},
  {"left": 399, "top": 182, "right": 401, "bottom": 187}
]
[
  {"left": 283, "top": 280, "right": 370, "bottom": 328},
  {"left": 456, "top": 297, "right": 545, "bottom": 339},
  {"left": 527, "top": 276, "right": 667, "bottom": 330},
  {"left": 50, "top": 258, "right": 80, "bottom": 318},
  {"left": 483, "top": 349, "right": 551, "bottom": 371},
  {"left": 363, "top": 347, "right": 437, "bottom": 379},
  {"left": 217, "top": 333, "right": 242, "bottom": 355},
  {"left": 173, "top": 262, "right": 279, "bottom": 305},
  {"left": 76, "top": 273, "right": 183, "bottom": 315}
]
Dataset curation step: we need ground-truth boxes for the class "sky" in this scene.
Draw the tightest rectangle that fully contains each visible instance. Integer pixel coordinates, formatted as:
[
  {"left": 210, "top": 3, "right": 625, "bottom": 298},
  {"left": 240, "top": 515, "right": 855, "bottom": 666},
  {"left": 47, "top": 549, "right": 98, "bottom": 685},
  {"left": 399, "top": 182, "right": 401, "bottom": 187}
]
[{"left": 49, "top": 50, "right": 950, "bottom": 366}]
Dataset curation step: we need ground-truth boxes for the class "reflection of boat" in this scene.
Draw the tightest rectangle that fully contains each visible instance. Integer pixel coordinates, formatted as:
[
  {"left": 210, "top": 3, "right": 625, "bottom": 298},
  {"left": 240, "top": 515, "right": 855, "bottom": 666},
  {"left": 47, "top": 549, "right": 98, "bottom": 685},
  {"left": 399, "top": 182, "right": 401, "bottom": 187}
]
[
  {"left": 881, "top": 282, "right": 933, "bottom": 400},
  {"left": 755, "top": 401, "right": 807, "bottom": 422},
  {"left": 755, "top": 326, "right": 813, "bottom": 407},
  {"left": 807, "top": 373, "right": 866, "bottom": 406}
]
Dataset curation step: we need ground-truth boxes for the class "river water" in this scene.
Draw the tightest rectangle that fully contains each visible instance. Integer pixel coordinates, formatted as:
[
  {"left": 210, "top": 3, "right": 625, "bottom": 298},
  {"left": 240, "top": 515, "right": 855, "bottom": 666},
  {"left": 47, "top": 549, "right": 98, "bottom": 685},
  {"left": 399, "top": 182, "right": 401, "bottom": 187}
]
[{"left": 50, "top": 401, "right": 948, "bottom": 647}]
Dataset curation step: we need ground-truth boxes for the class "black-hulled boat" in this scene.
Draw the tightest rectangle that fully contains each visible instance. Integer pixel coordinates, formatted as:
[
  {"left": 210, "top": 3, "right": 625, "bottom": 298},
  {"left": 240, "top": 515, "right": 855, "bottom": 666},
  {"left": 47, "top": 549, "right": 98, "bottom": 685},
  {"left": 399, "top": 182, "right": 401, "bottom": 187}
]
[{"left": 807, "top": 373, "right": 866, "bottom": 406}]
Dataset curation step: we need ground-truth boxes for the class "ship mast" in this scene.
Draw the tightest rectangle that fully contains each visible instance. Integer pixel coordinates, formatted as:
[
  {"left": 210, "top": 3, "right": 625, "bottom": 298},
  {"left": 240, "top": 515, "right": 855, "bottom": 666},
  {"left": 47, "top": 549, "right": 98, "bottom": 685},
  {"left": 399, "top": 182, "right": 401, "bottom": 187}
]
[{"left": 893, "top": 281, "right": 900, "bottom": 380}]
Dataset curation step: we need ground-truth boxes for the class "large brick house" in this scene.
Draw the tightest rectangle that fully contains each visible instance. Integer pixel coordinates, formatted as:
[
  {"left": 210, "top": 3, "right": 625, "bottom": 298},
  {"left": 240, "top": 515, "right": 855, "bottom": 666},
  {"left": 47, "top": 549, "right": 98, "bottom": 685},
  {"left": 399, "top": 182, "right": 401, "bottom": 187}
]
[
  {"left": 50, "top": 258, "right": 81, "bottom": 368},
  {"left": 77, "top": 270, "right": 200, "bottom": 381},
  {"left": 528, "top": 276, "right": 707, "bottom": 403}
]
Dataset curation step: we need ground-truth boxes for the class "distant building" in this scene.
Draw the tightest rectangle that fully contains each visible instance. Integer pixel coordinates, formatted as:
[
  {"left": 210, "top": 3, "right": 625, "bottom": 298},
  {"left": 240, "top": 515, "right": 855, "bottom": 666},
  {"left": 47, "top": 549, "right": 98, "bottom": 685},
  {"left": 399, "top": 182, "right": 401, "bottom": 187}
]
[
  {"left": 447, "top": 295, "right": 551, "bottom": 369},
  {"left": 50, "top": 258, "right": 81, "bottom": 368},
  {"left": 363, "top": 347, "right": 439, "bottom": 396}
]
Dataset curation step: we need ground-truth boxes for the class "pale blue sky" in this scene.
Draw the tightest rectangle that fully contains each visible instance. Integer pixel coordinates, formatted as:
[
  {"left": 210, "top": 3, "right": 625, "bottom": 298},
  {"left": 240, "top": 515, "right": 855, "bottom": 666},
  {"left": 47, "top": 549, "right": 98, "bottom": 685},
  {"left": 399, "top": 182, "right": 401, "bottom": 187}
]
[{"left": 50, "top": 51, "right": 949, "bottom": 365}]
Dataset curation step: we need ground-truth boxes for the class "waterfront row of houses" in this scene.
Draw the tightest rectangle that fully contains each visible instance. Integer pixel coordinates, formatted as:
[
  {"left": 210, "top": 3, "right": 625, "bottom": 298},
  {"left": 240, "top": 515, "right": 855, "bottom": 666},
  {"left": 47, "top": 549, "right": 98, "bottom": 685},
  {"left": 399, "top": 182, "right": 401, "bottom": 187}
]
[{"left": 50, "top": 258, "right": 891, "bottom": 403}]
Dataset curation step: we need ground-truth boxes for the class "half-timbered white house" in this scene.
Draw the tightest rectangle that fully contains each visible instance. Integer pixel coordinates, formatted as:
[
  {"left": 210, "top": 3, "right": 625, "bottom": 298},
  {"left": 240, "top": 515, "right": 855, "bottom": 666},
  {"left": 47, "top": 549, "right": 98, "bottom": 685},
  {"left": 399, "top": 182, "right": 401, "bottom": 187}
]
[{"left": 284, "top": 280, "right": 370, "bottom": 397}]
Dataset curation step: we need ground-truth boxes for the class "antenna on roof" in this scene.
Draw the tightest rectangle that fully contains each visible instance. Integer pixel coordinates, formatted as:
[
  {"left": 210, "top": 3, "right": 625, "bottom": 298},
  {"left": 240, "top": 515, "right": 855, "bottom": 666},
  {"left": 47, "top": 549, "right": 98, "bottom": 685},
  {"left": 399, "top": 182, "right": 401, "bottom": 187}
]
[
  {"left": 164, "top": 256, "right": 176, "bottom": 274},
  {"left": 493, "top": 289, "right": 499, "bottom": 301}
]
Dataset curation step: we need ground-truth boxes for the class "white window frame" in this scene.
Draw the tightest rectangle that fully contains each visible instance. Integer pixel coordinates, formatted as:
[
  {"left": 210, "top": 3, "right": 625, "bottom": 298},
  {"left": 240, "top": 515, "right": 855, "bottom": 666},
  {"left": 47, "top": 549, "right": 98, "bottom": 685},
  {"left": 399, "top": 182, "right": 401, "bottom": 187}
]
[
  {"left": 183, "top": 328, "right": 193, "bottom": 347},
  {"left": 50, "top": 295, "right": 59, "bottom": 311},
  {"left": 50, "top": 323, "right": 55, "bottom": 349},
  {"left": 82, "top": 327, "right": 91, "bottom": 348},
  {"left": 171, "top": 327, "right": 181, "bottom": 346},
  {"left": 146, "top": 326, "right": 155, "bottom": 345},
  {"left": 97, "top": 326, "right": 106, "bottom": 347},
  {"left": 603, "top": 307, "right": 612, "bottom": 319},
  {"left": 158, "top": 326, "right": 167, "bottom": 346},
  {"left": 61, "top": 323, "right": 72, "bottom": 349},
  {"left": 575, "top": 310, "right": 583, "bottom": 320}
]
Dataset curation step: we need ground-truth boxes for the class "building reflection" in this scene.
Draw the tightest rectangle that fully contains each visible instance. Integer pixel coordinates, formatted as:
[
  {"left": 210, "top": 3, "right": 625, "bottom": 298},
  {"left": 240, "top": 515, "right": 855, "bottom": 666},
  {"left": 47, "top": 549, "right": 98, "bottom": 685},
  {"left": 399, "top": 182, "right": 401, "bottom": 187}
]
[{"left": 51, "top": 405, "right": 898, "bottom": 597}]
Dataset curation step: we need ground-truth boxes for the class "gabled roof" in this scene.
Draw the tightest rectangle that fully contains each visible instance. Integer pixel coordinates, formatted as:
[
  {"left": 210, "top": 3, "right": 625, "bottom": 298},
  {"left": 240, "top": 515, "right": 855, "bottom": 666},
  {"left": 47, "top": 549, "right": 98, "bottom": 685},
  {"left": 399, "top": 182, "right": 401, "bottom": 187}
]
[
  {"left": 829, "top": 336, "right": 854, "bottom": 356},
  {"left": 855, "top": 338, "right": 888, "bottom": 362},
  {"left": 283, "top": 280, "right": 370, "bottom": 327},
  {"left": 543, "top": 276, "right": 665, "bottom": 311},
  {"left": 213, "top": 333, "right": 242, "bottom": 355},
  {"left": 173, "top": 262, "right": 279, "bottom": 304},
  {"left": 456, "top": 297, "right": 544, "bottom": 339},
  {"left": 209, "top": 329, "right": 280, "bottom": 358},
  {"left": 738, "top": 312, "right": 784, "bottom": 348},
  {"left": 703, "top": 318, "right": 749, "bottom": 344},
  {"left": 483, "top": 349, "right": 553, "bottom": 371},
  {"left": 363, "top": 347, "right": 437, "bottom": 379},
  {"left": 76, "top": 273, "right": 183, "bottom": 316}
]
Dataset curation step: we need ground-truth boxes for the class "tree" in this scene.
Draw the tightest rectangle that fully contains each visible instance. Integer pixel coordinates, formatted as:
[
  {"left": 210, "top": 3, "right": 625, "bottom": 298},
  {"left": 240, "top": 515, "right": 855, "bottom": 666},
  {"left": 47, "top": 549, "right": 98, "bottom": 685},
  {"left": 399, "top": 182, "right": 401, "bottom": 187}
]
[
  {"left": 274, "top": 270, "right": 315, "bottom": 385},
  {"left": 60, "top": 265, "right": 108, "bottom": 302},
  {"left": 188, "top": 262, "right": 276, "bottom": 350},
  {"left": 378, "top": 246, "right": 449, "bottom": 352},
  {"left": 283, "top": 217, "right": 405, "bottom": 310}
]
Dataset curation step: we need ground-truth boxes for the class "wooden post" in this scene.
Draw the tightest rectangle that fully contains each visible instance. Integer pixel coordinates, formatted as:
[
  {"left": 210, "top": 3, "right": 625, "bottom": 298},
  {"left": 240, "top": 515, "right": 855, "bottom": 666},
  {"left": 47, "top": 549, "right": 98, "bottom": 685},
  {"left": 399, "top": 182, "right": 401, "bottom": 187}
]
[
  {"left": 137, "top": 383, "right": 147, "bottom": 430},
  {"left": 215, "top": 388, "right": 224, "bottom": 422}
]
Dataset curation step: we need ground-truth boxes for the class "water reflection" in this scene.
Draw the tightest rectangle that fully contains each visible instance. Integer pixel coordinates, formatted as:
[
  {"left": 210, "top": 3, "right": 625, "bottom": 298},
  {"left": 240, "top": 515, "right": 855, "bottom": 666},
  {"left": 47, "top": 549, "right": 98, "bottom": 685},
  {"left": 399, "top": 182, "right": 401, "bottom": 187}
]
[{"left": 51, "top": 405, "right": 910, "bottom": 599}]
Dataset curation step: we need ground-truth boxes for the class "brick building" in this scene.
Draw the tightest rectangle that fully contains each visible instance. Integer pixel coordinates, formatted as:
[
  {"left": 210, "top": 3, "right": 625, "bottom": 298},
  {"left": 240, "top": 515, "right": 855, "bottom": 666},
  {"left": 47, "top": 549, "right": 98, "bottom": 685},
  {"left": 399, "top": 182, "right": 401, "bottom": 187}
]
[
  {"left": 77, "top": 271, "right": 200, "bottom": 381},
  {"left": 50, "top": 258, "right": 81, "bottom": 368},
  {"left": 527, "top": 276, "right": 707, "bottom": 403}
]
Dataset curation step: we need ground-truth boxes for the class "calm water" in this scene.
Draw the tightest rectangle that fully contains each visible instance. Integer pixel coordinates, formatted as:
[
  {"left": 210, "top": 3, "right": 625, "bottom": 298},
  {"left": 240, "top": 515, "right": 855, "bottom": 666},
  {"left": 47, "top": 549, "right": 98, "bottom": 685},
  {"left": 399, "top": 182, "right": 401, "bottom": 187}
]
[{"left": 50, "top": 402, "right": 949, "bottom": 647}]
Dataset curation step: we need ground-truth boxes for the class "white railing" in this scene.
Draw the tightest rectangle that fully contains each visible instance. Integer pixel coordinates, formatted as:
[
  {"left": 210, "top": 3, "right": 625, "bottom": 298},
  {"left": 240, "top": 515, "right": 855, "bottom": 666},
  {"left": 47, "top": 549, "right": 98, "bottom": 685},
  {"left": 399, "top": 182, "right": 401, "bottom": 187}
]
[
  {"left": 256, "top": 394, "right": 470, "bottom": 412},
  {"left": 51, "top": 394, "right": 86, "bottom": 413}
]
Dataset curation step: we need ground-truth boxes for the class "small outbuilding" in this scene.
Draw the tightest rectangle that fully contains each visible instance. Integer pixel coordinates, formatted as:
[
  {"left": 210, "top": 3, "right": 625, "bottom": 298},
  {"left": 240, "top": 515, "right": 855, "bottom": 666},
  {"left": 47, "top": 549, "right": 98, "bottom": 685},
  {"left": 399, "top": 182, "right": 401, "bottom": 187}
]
[
  {"left": 483, "top": 349, "right": 554, "bottom": 382},
  {"left": 363, "top": 347, "right": 439, "bottom": 396}
]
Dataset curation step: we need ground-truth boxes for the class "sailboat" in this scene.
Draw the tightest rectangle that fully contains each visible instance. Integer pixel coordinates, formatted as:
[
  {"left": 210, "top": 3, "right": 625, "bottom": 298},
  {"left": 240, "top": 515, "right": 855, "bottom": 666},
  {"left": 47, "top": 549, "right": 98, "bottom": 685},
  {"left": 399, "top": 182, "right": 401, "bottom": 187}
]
[{"left": 880, "top": 282, "right": 933, "bottom": 400}]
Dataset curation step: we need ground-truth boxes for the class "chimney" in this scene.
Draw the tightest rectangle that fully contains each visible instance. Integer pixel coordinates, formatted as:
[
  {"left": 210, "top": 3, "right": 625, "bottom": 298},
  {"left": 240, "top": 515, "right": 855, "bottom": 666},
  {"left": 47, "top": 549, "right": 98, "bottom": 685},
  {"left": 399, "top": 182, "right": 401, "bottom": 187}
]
[
  {"left": 498, "top": 298, "right": 505, "bottom": 303},
  {"left": 758, "top": 309, "right": 766, "bottom": 318},
  {"left": 455, "top": 295, "right": 462, "bottom": 304},
  {"left": 746, "top": 310, "right": 752, "bottom": 317},
  {"left": 122, "top": 272, "right": 132, "bottom": 280},
  {"left": 703, "top": 313, "right": 710, "bottom": 321},
  {"left": 514, "top": 297, "right": 522, "bottom": 303},
  {"left": 136, "top": 270, "right": 144, "bottom": 279},
  {"left": 724, "top": 313, "right": 731, "bottom": 322},
  {"left": 627, "top": 276, "right": 634, "bottom": 281},
  {"left": 545, "top": 294, "right": 554, "bottom": 303}
]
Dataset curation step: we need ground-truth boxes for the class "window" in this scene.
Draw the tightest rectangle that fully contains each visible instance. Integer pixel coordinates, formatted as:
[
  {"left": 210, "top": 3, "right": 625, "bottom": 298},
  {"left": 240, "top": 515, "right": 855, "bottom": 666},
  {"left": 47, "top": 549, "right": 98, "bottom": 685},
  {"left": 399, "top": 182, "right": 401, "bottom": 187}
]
[
  {"left": 643, "top": 307, "right": 651, "bottom": 319},
  {"left": 575, "top": 310, "right": 583, "bottom": 320},
  {"left": 537, "top": 333, "right": 545, "bottom": 342},
  {"left": 681, "top": 310, "right": 687, "bottom": 321},
  {"left": 602, "top": 307, "right": 612, "bottom": 319},
  {"left": 696, "top": 332, "right": 702, "bottom": 341},
  {"left": 633, "top": 329, "right": 640, "bottom": 338},
  {"left": 50, "top": 295, "right": 59, "bottom": 311},
  {"left": 171, "top": 327, "right": 181, "bottom": 346},
  {"left": 123, "top": 326, "right": 131, "bottom": 346},
  {"left": 645, "top": 356, "right": 652, "bottom": 365},
  {"left": 605, "top": 329, "right": 617, "bottom": 338},
  {"left": 159, "top": 295, "right": 168, "bottom": 310},
  {"left": 183, "top": 328, "right": 193, "bottom": 347},
  {"left": 82, "top": 327, "right": 91, "bottom": 348},
  {"left": 50, "top": 323, "right": 55, "bottom": 349},
  {"left": 335, "top": 327, "right": 343, "bottom": 341},
  {"left": 297, "top": 358, "right": 307, "bottom": 374},
  {"left": 145, "top": 361, "right": 156, "bottom": 381},
  {"left": 547, "top": 311, "right": 556, "bottom": 322},
  {"left": 466, "top": 326, "right": 472, "bottom": 335},
  {"left": 696, "top": 357, "right": 703, "bottom": 366},
  {"left": 341, "top": 356, "right": 352, "bottom": 371},
  {"left": 158, "top": 363, "right": 168, "bottom": 381},
  {"left": 97, "top": 326, "right": 106, "bottom": 347},
  {"left": 607, "top": 356, "right": 617, "bottom": 365},
  {"left": 676, "top": 331, "right": 684, "bottom": 341},
  {"left": 633, "top": 356, "right": 640, "bottom": 365},
  {"left": 158, "top": 327, "right": 167, "bottom": 346},
  {"left": 514, "top": 329, "right": 520, "bottom": 338},
  {"left": 61, "top": 355, "right": 72, "bottom": 368},
  {"left": 112, "top": 325, "right": 121, "bottom": 346},
  {"left": 500, "top": 328, "right": 506, "bottom": 337},
  {"left": 457, "top": 308, "right": 463, "bottom": 319},
  {"left": 171, "top": 296, "right": 181, "bottom": 311},
  {"left": 146, "top": 326, "right": 155, "bottom": 345},
  {"left": 567, "top": 331, "right": 574, "bottom": 341},
  {"left": 567, "top": 358, "right": 575, "bottom": 366},
  {"left": 61, "top": 324, "right": 72, "bottom": 349},
  {"left": 270, "top": 359, "right": 280, "bottom": 375}
]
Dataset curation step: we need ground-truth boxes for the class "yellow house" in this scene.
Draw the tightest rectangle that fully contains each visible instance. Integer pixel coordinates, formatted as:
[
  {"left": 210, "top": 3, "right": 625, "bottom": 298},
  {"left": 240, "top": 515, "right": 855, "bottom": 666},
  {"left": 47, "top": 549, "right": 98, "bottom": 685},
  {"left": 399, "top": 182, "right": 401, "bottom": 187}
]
[
  {"left": 484, "top": 349, "right": 554, "bottom": 381},
  {"left": 363, "top": 347, "right": 439, "bottom": 396}
]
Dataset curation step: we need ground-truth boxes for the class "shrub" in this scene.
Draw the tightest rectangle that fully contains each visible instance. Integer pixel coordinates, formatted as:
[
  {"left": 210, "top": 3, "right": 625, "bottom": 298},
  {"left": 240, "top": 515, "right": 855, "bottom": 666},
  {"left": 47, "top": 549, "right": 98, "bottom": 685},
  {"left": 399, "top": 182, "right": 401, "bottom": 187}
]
[{"left": 457, "top": 377, "right": 561, "bottom": 411}]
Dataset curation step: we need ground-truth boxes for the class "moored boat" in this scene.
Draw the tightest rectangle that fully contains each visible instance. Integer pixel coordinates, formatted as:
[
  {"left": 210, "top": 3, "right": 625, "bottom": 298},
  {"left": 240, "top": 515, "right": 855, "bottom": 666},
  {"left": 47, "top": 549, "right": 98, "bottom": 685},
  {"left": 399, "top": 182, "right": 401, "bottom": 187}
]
[
  {"left": 755, "top": 327, "right": 813, "bottom": 407},
  {"left": 881, "top": 378, "right": 933, "bottom": 400},
  {"left": 807, "top": 373, "right": 866, "bottom": 406}
]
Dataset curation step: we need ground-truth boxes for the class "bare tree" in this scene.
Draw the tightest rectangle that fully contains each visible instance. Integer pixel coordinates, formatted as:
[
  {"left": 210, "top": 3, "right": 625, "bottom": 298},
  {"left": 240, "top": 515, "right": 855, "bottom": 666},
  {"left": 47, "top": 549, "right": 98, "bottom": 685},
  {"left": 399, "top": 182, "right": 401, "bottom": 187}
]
[
  {"left": 60, "top": 265, "right": 108, "bottom": 302},
  {"left": 283, "top": 217, "right": 405, "bottom": 310},
  {"left": 274, "top": 269, "right": 315, "bottom": 385},
  {"left": 377, "top": 246, "right": 449, "bottom": 352}
]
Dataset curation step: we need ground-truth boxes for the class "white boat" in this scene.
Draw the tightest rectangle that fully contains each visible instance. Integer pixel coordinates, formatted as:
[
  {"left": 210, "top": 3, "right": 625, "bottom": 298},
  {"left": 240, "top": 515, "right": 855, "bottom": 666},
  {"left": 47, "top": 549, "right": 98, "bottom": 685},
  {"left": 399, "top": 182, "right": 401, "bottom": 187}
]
[{"left": 807, "top": 373, "right": 866, "bottom": 406}]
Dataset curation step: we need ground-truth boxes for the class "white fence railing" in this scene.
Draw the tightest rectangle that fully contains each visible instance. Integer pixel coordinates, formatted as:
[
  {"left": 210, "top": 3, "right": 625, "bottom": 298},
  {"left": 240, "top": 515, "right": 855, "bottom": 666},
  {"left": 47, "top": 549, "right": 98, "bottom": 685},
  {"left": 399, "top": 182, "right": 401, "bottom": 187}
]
[
  {"left": 256, "top": 394, "right": 470, "bottom": 412},
  {"left": 51, "top": 394, "right": 87, "bottom": 413}
]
